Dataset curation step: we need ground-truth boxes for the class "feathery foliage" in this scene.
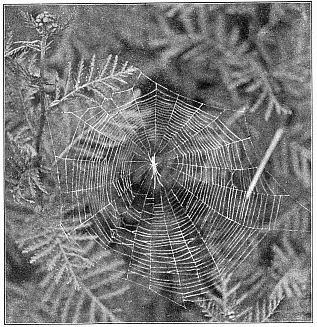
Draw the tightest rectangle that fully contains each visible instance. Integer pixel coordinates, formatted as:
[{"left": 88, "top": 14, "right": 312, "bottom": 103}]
[
  {"left": 151, "top": 3, "right": 310, "bottom": 118},
  {"left": 50, "top": 54, "right": 137, "bottom": 108},
  {"left": 150, "top": 3, "right": 311, "bottom": 192},
  {"left": 5, "top": 4, "right": 311, "bottom": 322},
  {"left": 5, "top": 10, "right": 132, "bottom": 323},
  {"left": 150, "top": 8, "right": 311, "bottom": 321},
  {"left": 199, "top": 232, "right": 310, "bottom": 322},
  {"left": 39, "top": 241, "right": 128, "bottom": 323}
]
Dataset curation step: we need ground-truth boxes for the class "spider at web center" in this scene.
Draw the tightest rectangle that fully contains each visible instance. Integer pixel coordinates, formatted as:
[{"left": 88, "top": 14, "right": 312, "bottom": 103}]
[{"left": 148, "top": 153, "right": 163, "bottom": 189}]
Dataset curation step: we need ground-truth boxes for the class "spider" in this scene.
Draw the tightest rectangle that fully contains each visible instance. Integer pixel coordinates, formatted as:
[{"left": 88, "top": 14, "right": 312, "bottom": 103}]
[{"left": 148, "top": 153, "right": 164, "bottom": 189}]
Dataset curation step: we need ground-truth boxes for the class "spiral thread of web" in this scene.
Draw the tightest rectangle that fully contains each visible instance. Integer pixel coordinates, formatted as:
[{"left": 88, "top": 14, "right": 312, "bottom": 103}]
[{"left": 52, "top": 68, "right": 302, "bottom": 306}]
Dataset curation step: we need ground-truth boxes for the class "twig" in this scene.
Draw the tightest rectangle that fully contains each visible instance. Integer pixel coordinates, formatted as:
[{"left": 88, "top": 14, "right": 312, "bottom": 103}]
[
  {"left": 245, "top": 128, "right": 284, "bottom": 200},
  {"left": 35, "top": 35, "right": 48, "bottom": 159},
  {"left": 33, "top": 34, "right": 48, "bottom": 205}
]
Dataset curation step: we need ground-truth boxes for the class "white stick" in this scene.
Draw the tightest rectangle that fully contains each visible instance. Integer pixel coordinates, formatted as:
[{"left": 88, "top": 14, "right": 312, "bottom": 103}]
[{"left": 245, "top": 128, "right": 284, "bottom": 200}]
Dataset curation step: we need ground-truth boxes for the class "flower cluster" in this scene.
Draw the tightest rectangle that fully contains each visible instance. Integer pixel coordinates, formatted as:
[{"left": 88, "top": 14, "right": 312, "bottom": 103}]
[{"left": 34, "top": 11, "right": 58, "bottom": 36}]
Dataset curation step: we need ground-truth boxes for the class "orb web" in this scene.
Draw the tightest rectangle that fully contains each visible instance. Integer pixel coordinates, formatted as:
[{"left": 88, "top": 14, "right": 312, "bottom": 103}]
[{"left": 51, "top": 68, "right": 307, "bottom": 307}]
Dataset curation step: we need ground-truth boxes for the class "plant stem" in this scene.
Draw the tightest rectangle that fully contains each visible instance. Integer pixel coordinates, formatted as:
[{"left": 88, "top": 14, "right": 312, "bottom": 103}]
[
  {"left": 34, "top": 34, "right": 48, "bottom": 206},
  {"left": 35, "top": 34, "right": 48, "bottom": 162}
]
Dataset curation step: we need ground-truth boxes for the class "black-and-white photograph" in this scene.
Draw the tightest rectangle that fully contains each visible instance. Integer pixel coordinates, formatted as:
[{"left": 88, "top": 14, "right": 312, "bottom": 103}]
[{"left": 4, "top": 2, "right": 311, "bottom": 323}]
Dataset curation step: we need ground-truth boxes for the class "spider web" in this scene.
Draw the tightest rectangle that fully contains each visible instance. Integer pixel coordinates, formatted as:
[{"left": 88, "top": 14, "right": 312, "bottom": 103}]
[{"left": 50, "top": 68, "right": 308, "bottom": 307}]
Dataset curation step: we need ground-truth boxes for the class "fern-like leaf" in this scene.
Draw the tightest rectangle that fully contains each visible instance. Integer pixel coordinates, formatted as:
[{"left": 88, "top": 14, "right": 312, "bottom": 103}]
[
  {"left": 271, "top": 237, "right": 310, "bottom": 298},
  {"left": 40, "top": 242, "right": 128, "bottom": 323},
  {"left": 50, "top": 54, "right": 138, "bottom": 108},
  {"left": 153, "top": 4, "right": 308, "bottom": 121},
  {"left": 243, "top": 293, "right": 285, "bottom": 322},
  {"left": 17, "top": 222, "right": 95, "bottom": 290},
  {"left": 199, "top": 273, "right": 252, "bottom": 322},
  {"left": 243, "top": 236, "right": 310, "bottom": 322},
  {"left": 9, "top": 192, "right": 129, "bottom": 323}
]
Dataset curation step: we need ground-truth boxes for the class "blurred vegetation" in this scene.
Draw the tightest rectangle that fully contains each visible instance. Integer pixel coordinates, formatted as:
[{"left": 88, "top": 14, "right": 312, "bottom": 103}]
[{"left": 5, "top": 3, "right": 311, "bottom": 322}]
